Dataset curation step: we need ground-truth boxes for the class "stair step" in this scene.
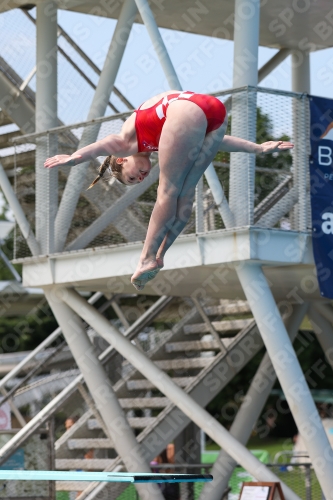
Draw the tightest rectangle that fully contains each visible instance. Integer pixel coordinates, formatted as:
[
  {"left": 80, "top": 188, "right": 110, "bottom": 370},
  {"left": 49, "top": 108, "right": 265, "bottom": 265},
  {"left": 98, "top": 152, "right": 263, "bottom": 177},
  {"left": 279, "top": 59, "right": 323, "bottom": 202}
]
[
  {"left": 120, "top": 397, "right": 168, "bottom": 409},
  {"left": 56, "top": 459, "right": 114, "bottom": 470},
  {"left": 184, "top": 318, "right": 253, "bottom": 335},
  {"left": 0, "top": 130, "right": 22, "bottom": 149},
  {"left": 127, "top": 377, "right": 195, "bottom": 391},
  {"left": 155, "top": 357, "right": 214, "bottom": 370},
  {"left": 56, "top": 481, "right": 94, "bottom": 491},
  {"left": 122, "top": 357, "right": 212, "bottom": 371},
  {"left": 88, "top": 417, "right": 156, "bottom": 430},
  {"left": 0, "top": 111, "right": 12, "bottom": 127},
  {"left": 165, "top": 339, "right": 234, "bottom": 352},
  {"left": 204, "top": 301, "right": 251, "bottom": 315},
  {"left": 0, "top": 150, "right": 35, "bottom": 170},
  {"left": 67, "top": 438, "right": 114, "bottom": 450}
]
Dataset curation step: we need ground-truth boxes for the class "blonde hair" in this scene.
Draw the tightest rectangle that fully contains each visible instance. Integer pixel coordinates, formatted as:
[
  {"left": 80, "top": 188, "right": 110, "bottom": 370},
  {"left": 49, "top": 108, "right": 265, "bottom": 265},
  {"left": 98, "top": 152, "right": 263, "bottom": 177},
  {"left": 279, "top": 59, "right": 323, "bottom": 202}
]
[{"left": 87, "top": 155, "right": 125, "bottom": 189}]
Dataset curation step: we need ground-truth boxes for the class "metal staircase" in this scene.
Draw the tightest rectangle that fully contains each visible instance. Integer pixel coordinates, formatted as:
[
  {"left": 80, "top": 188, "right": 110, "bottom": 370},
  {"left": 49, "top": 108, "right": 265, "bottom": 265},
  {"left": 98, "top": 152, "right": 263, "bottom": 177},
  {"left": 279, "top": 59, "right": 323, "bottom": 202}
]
[
  {"left": 51, "top": 297, "right": 262, "bottom": 499},
  {"left": 0, "top": 293, "right": 263, "bottom": 499}
]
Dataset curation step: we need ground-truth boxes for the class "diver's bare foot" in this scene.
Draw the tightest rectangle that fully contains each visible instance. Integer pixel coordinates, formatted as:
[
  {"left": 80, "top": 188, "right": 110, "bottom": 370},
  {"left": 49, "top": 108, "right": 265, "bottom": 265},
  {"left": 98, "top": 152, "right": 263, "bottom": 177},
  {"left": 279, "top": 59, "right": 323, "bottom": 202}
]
[{"left": 131, "top": 259, "right": 161, "bottom": 291}]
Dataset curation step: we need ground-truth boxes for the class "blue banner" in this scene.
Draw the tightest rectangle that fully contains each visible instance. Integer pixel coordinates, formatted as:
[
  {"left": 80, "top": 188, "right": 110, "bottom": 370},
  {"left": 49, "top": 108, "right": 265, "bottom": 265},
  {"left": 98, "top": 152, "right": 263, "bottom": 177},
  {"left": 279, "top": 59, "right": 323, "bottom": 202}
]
[
  {"left": 310, "top": 95, "right": 333, "bottom": 298},
  {"left": 0, "top": 448, "right": 24, "bottom": 470}
]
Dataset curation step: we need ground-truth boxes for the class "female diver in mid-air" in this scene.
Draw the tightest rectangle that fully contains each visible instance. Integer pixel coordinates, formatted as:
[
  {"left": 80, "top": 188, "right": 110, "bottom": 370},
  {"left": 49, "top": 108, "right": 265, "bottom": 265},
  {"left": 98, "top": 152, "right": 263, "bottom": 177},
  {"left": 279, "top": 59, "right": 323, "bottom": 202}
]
[{"left": 44, "top": 90, "right": 293, "bottom": 290}]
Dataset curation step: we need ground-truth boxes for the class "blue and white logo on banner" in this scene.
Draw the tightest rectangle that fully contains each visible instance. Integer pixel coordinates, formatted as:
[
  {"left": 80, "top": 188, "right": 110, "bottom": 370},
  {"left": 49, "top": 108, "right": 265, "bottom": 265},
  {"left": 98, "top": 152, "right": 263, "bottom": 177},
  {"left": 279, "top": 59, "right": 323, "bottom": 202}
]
[{"left": 310, "top": 95, "right": 333, "bottom": 298}]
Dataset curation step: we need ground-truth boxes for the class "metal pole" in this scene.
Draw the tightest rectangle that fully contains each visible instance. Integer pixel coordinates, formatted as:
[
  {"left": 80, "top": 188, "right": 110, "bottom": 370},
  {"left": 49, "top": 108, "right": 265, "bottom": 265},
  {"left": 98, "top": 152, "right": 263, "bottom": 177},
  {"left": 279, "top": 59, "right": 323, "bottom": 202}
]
[
  {"left": 308, "top": 304, "right": 333, "bottom": 371},
  {"left": 110, "top": 299, "right": 130, "bottom": 330},
  {"left": 191, "top": 297, "right": 226, "bottom": 353},
  {"left": 237, "top": 264, "right": 333, "bottom": 499},
  {"left": 0, "top": 388, "right": 26, "bottom": 428},
  {"left": 0, "top": 247, "right": 21, "bottom": 281},
  {"left": 0, "top": 162, "right": 40, "bottom": 255},
  {"left": 36, "top": 0, "right": 58, "bottom": 254},
  {"left": 64, "top": 287, "right": 301, "bottom": 500},
  {"left": 54, "top": 0, "right": 137, "bottom": 252},
  {"left": 204, "top": 164, "right": 234, "bottom": 228},
  {"left": 45, "top": 290, "right": 164, "bottom": 500},
  {"left": 134, "top": 0, "right": 181, "bottom": 89},
  {"left": 291, "top": 51, "right": 310, "bottom": 231},
  {"left": 195, "top": 177, "right": 204, "bottom": 233},
  {"left": 229, "top": 0, "right": 260, "bottom": 226},
  {"left": 292, "top": 52, "right": 310, "bottom": 93},
  {"left": 201, "top": 303, "right": 308, "bottom": 500},
  {"left": 305, "top": 464, "right": 312, "bottom": 500},
  {"left": 258, "top": 49, "right": 291, "bottom": 82}
]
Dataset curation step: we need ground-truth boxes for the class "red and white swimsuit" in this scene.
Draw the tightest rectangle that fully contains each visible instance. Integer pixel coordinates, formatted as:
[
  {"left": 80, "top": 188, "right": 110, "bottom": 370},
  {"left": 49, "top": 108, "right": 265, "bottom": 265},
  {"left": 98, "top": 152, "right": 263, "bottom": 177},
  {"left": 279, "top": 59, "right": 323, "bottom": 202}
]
[{"left": 135, "top": 91, "right": 226, "bottom": 153}]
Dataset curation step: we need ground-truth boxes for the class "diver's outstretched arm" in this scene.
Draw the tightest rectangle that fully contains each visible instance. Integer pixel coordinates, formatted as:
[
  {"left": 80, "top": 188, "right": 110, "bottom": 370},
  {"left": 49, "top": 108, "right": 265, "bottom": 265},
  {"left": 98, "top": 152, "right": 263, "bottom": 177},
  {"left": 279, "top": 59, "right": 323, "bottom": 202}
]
[
  {"left": 44, "top": 134, "right": 133, "bottom": 169},
  {"left": 219, "top": 136, "right": 294, "bottom": 154},
  {"left": 44, "top": 113, "right": 137, "bottom": 169}
]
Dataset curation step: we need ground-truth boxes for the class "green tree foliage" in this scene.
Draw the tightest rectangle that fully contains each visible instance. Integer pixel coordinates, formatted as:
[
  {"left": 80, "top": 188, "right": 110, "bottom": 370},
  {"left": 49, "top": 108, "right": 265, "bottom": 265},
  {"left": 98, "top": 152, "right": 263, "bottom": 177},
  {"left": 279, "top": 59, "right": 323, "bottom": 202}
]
[
  {"left": 0, "top": 311, "right": 58, "bottom": 354},
  {"left": 0, "top": 195, "right": 58, "bottom": 352}
]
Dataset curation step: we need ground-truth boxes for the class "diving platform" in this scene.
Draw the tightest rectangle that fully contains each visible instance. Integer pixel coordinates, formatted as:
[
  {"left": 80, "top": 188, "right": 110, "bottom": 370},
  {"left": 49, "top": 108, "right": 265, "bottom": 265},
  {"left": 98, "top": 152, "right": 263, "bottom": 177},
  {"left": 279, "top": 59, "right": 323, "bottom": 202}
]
[{"left": 18, "top": 227, "right": 319, "bottom": 302}]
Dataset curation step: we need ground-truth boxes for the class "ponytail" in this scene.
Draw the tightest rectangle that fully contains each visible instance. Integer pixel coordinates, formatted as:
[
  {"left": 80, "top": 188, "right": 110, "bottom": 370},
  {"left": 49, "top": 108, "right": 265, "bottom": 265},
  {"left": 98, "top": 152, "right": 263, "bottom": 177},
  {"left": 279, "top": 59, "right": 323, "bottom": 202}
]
[{"left": 86, "top": 155, "right": 112, "bottom": 190}]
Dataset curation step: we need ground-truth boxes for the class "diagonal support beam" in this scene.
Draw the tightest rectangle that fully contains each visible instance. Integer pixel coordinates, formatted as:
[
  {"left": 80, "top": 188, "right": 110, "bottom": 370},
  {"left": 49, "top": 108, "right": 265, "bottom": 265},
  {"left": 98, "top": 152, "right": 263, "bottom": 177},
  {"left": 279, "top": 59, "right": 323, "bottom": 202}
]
[
  {"left": 0, "top": 387, "right": 26, "bottom": 428},
  {"left": 191, "top": 297, "right": 226, "bottom": 353},
  {"left": 237, "top": 264, "right": 333, "bottom": 499},
  {"left": 201, "top": 302, "right": 308, "bottom": 500},
  {"left": 0, "top": 58, "right": 35, "bottom": 134},
  {"left": 110, "top": 298, "right": 130, "bottom": 330},
  {"left": 255, "top": 186, "right": 298, "bottom": 227},
  {"left": 258, "top": 48, "right": 291, "bottom": 83},
  {"left": 54, "top": 0, "right": 137, "bottom": 252},
  {"left": 45, "top": 289, "right": 164, "bottom": 500},
  {"left": 0, "top": 162, "right": 40, "bottom": 256},
  {"left": 64, "top": 287, "right": 301, "bottom": 500},
  {"left": 204, "top": 164, "right": 234, "bottom": 227},
  {"left": 23, "top": 10, "right": 135, "bottom": 111},
  {"left": 134, "top": 0, "right": 181, "bottom": 89}
]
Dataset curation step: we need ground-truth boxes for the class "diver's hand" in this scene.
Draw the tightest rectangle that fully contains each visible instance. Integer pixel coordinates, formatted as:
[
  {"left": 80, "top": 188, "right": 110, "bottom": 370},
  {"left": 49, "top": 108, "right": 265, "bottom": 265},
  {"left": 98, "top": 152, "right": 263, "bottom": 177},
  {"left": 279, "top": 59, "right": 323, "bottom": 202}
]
[
  {"left": 44, "top": 154, "right": 82, "bottom": 169},
  {"left": 260, "top": 141, "right": 294, "bottom": 154}
]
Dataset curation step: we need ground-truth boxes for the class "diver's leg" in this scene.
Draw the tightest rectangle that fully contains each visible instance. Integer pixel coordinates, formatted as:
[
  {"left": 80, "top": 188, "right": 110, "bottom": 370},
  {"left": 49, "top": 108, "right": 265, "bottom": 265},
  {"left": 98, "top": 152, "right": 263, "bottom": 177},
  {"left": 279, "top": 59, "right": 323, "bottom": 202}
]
[
  {"left": 156, "top": 119, "right": 228, "bottom": 263},
  {"left": 131, "top": 101, "right": 207, "bottom": 290}
]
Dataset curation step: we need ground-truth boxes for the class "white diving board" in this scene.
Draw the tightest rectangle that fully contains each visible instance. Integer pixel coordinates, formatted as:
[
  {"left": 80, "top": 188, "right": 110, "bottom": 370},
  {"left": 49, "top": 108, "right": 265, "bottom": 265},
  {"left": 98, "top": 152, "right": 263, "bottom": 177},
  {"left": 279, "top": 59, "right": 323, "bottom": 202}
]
[{"left": 0, "top": 470, "right": 213, "bottom": 483}]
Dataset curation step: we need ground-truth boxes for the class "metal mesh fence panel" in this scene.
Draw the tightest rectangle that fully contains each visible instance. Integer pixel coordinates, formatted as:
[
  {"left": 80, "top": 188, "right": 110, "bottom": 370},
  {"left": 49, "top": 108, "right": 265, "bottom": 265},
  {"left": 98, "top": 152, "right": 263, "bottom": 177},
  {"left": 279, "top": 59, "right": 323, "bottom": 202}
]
[
  {"left": 10, "top": 86, "right": 310, "bottom": 259},
  {"left": 0, "top": 429, "right": 53, "bottom": 499}
]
